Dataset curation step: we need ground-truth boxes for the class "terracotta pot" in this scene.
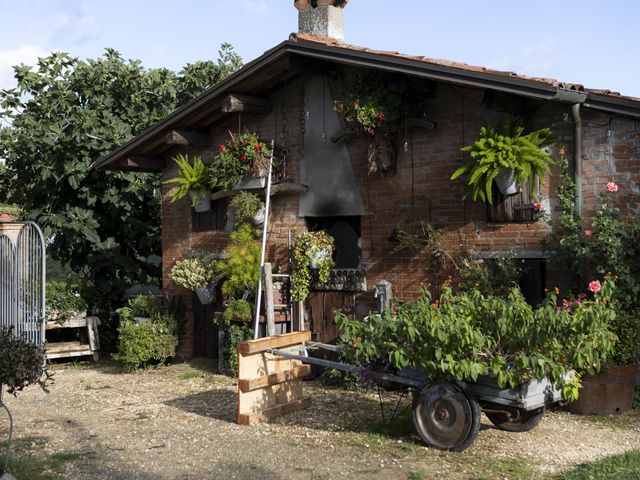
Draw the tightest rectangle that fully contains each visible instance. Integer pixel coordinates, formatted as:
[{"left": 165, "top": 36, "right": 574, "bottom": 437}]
[
  {"left": 569, "top": 364, "right": 638, "bottom": 415},
  {"left": 0, "top": 213, "right": 15, "bottom": 222}
]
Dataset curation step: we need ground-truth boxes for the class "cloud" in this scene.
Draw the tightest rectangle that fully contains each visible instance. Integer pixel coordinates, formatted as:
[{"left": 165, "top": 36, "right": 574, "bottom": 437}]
[
  {"left": 0, "top": 45, "right": 47, "bottom": 90},
  {"left": 487, "top": 36, "right": 559, "bottom": 78},
  {"left": 243, "top": 0, "right": 268, "bottom": 16}
]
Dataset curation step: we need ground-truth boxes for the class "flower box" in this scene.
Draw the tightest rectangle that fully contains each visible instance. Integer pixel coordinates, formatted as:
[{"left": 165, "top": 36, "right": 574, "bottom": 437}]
[{"left": 232, "top": 176, "right": 266, "bottom": 190}]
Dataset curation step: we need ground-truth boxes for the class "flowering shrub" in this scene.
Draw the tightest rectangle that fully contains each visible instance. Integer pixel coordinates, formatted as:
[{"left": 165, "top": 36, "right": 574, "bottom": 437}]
[
  {"left": 551, "top": 155, "right": 640, "bottom": 364},
  {"left": 210, "top": 132, "right": 280, "bottom": 190},
  {"left": 336, "top": 279, "right": 617, "bottom": 401}
]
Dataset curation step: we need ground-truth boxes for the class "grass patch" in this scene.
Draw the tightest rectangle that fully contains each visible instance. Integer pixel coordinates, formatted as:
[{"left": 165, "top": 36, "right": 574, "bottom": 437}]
[
  {"left": 472, "top": 458, "right": 542, "bottom": 479},
  {"left": 178, "top": 369, "right": 208, "bottom": 381},
  {"left": 135, "top": 412, "right": 150, "bottom": 421},
  {"left": 558, "top": 449, "right": 640, "bottom": 479},
  {"left": 408, "top": 471, "right": 429, "bottom": 480},
  {"left": 3, "top": 453, "right": 65, "bottom": 480}
]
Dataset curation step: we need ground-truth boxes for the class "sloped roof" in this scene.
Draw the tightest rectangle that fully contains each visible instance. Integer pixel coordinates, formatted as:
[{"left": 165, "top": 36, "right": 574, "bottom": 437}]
[{"left": 95, "top": 33, "right": 640, "bottom": 171}]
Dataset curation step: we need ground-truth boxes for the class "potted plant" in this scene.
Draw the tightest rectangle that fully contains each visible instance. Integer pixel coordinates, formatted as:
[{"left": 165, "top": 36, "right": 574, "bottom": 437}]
[
  {"left": 451, "top": 123, "right": 554, "bottom": 204},
  {"left": 336, "top": 278, "right": 617, "bottom": 404},
  {"left": 169, "top": 252, "right": 219, "bottom": 304},
  {"left": 228, "top": 191, "right": 265, "bottom": 226},
  {"left": 0, "top": 204, "right": 20, "bottom": 222},
  {"left": 551, "top": 163, "right": 640, "bottom": 413},
  {"left": 335, "top": 71, "right": 403, "bottom": 175},
  {"left": 210, "top": 132, "right": 281, "bottom": 191},
  {"left": 164, "top": 153, "right": 212, "bottom": 212},
  {"left": 292, "top": 231, "right": 335, "bottom": 301}
]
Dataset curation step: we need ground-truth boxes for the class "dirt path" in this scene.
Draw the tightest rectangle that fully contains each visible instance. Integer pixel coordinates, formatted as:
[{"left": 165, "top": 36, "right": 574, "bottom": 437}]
[{"left": 2, "top": 361, "right": 640, "bottom": 480}]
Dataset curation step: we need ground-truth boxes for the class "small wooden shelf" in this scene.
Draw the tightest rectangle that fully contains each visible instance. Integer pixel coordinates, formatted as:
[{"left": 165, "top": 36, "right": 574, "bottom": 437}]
[
  {"left": 46, "top": 315, "right": 100, "bottom": 361},
  {"left": 210, "top": 182, "right": 308, "bottom": 201}
]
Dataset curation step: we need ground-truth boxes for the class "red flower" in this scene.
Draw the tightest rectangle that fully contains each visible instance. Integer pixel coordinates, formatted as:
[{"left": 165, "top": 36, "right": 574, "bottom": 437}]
[
  {"left": 241, "top": 154, "right": 248, "bottom": 161},
  {"left": 218, "top": 144, "right": 225, "bottom": 151},
  {"left": 588, "top": 280, "right": 601, "bottom": 293},
  {"left": 243, "top": 142, "right": 249, "bottom": 147},
  {"left": 254, "top": 145, "right": 262, "bottom": 151},
  {"left": 378, "top": 113, "right": 385, "bottom": 120},
  {"left": 532, "top": 202, "right": 542, "bottom": 212}
]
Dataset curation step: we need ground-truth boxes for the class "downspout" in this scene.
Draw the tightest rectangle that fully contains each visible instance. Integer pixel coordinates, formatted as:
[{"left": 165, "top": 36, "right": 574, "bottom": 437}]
[{"left": 572, "top": 103, "right": 583, "bottom": 216}]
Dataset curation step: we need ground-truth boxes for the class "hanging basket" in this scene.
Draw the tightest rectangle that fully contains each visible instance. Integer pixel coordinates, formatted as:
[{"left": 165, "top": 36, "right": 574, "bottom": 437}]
[
  {"left": 309, "top": 249, "right": 331, "bottom": 270},
  {"left": 196, "top": 283, "right": 217, "bottom": 305},
  {"left": 190, "top": 191, "right": 212, "bottom": 212},
  {"left": 494, "top": 168, "right": 518, "bottom": 195},
  {"left": 250, "top": 207, "right": 266, "bottom": 226}
]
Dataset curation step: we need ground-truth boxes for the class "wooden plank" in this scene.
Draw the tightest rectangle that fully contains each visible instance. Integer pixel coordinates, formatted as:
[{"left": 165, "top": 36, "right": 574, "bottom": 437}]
[
  {"left": 238, "top": 365, "right": 311, "bottom": 392},
  {"left": 238, "top": 350, "right": 300, "bottom": 379},
  {"left": 237, "top": 331, "right": 310, "bottom": 355},
  {"left": 86, "top": 317, "right": 100, "bottom": 360},
  {"left": 47, "top": 349, "right": 94, "bottom": 359},
  {"left": 45, "top": 317, "right": 87, "bottom": 330},
  {"left": 264, "top": 263, "right": 276, "bottom": 337},
  {"left": 238, "top": 380, "right": 304, "bottom": 415},
  {"left": 238, "top": 397, "right": 311, "bottom": 426},
  {"left": 164, "top": 130, "right": 210, "bottom": 146},
  {"left": 221, "top": 94, "right": 271, "bottom": 114},
  {"left": 47, "top": 341, "right": 90, "bottom": 354}
]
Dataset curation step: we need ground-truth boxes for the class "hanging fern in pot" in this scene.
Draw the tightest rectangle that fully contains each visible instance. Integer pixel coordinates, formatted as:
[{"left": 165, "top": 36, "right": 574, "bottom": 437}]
[
  {"left": 292, "top": 231, "right": 335, "bottom": 301},
  {"left": 451, "top": 123, "right": 554, "bottom": 204}
]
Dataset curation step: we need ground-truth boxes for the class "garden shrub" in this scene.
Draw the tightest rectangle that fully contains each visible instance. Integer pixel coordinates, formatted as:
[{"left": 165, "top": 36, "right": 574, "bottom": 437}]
[
  {"left": 227, "top": 323, "right": 253, "bottom": 377},
  {"left": 113, "top": 295, "right": 179, "bottom": 371},
  {"left": 0, "top": 327, "right": 50, "bottom": 395},
  {"left": 45, "top": 281, "right": 86, "bottom": 324},
  {"left": 336, "top": 280, "right": 617, "bottom": 401}
]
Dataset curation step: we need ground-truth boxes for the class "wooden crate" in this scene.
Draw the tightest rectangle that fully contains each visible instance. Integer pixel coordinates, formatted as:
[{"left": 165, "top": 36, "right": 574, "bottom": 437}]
[{"left": 237, "top": 332, "right": 311, "bottom": 425}]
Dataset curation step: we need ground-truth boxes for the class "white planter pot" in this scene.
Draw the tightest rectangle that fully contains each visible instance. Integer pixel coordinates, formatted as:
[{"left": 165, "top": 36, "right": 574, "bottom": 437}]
[
  {"left": 196, "top": 283, "right": 217, "bottom": 305},
  {"left": 250, "top": 207, "right": 266, "bottom": 226},
  {"left": 494, "top": 169, "right": 518, "bottom": 195},
  {"left": 309, "top": 249, "right": 331, "bottom": 270},
  {"left": 190, "top": 191, "right": 211, "bottom": 212}
]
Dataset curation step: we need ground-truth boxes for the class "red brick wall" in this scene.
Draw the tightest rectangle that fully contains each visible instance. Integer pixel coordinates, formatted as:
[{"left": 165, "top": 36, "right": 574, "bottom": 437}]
[{"left": 160, "top": 75, "right": 640, "bottom": 358}]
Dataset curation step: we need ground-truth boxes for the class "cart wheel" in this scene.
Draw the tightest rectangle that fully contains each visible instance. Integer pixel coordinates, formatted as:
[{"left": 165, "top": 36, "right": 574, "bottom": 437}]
[
  {"left": 485, "top": 406, "right": 545, "bottom": 432},
  {"left": 412, "top": 382, "right": 480, "bottom": 451}
]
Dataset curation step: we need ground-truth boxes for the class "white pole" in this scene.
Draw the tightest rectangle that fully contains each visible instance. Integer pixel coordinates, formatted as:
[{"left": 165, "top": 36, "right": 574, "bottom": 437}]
[{"left": 254, "top": 140, "right": 275, "bottom": 339}]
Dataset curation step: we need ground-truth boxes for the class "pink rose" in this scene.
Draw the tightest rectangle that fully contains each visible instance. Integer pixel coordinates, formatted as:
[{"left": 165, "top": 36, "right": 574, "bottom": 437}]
[
  {"left": 584, "top": 229, "right": 593, "bottom": 237},
  {"left": 532, "top": 202, "right": 542, "bottom": 212},
  {"left": 606, "top": 182, "right": 619, "bottom": 192},
  {"left": 588, "top": 280, "right": 601, "bottom": 293}
]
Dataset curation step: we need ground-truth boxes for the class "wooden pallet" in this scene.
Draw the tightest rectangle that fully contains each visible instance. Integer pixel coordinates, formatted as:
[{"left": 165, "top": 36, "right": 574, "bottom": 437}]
[
  {"left": 46, "top": 315, "right": 100, "bottom": 361},
  {"left": 237, "top": 332, "right": 311, "bottom": 425}
]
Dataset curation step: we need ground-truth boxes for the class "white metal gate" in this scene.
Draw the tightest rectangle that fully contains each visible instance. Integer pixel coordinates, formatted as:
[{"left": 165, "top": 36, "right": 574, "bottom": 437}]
[{"left": 0, "top": 222, "right": 46, "bottom": 349}]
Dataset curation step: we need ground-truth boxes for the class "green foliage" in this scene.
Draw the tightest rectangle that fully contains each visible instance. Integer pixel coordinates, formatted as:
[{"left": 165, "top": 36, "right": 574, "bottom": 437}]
[
  {"left": 216, "top": 224, "right": 261, "bottom": 300},
  {"left": 0, "top": 46, "right": 242, "bottom": 320},
  {"left": 45, "top": 280, "right": 87, "bottom": 324},
  {"left": 392, "top": 219, "right": 442, "bottom": 252},
  {"left": 221, "top": 299, "right": 253, "bottom": 325},
  {"left": 551, "top": 157, "right": 640, "bottom": 365},
  {"left": 210, "top": 132, "right": 277, "bottom": 190},
  {"left": 114, "top": 297, "right": 179, "bottom": 371},
  {"left": 0, "top": 203, "right": 21, "bottom": 218},
  {"left": 0, "top": 327, "right": 50, "bottom": 395},
  {"left": 227, "top": 323, "right": 253, "bottom": 376},
  {"left": 335, "top": 70, "right": 403, "bottom": 136},
  {"left": 458, "top": 257, "right": 522, "bottom": 298},
  {"left": 164, "top": 154, "right": 211, "bottom": 205},
  {"left": 336, "top": 280, "right": 617, "bottom": 401},
  {"left": 228, "top": 191, "right": 264, "bottom": 223},
  {"left": 451, "top": 123, "right": 554, "bottom": 204},
  {"left": 292, "top": 230, "right": 335, "bottom": 301},
  {"left": 170, "top": 252, "right": 218, "bottom": 291},
  {"left": 116, "top": 294, "right": 160, "bottom": 320}
]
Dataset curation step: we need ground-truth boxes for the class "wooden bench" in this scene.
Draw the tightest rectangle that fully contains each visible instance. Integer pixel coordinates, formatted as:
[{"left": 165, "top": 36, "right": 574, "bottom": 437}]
[{"left": 46, "top": 314, "right": 100, "bottom": 361}]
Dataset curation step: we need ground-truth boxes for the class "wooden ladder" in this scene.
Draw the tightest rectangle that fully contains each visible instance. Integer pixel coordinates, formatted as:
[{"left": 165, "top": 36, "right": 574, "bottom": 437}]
[{"left": 263, "top": 263, "right": 304, "bottom": 336}]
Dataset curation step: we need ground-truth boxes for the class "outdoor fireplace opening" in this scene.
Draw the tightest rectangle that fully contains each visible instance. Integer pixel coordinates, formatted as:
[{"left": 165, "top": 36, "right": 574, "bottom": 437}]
[{"left": 307, "top": 216, "right": 361, "bottom": 269}]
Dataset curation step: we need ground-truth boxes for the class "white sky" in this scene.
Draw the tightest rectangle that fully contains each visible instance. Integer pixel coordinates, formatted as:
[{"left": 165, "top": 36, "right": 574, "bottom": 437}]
[{"left": 0, "top": 0, "right": 639, "bottom": 98}]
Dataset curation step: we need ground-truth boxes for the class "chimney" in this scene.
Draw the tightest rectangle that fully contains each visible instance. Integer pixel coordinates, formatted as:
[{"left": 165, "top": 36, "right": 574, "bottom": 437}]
[{"left": 295, "top": 0, "right": 348, "bottom": 41}]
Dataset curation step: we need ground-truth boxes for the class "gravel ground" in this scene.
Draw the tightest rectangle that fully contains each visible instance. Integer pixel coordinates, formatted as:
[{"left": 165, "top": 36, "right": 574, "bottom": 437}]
[{"left": 2, "top": 360, "right": 640, "bottom": 480}]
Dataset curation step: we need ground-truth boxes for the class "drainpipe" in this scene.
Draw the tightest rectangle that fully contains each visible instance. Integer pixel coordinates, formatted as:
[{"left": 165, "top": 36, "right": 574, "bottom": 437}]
[{"left": 572, "top": 103, "right": 583, "bottom": 216}]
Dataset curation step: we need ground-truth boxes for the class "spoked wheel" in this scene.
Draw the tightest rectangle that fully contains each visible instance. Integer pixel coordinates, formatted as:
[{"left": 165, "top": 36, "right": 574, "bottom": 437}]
[
  {"left": 485, "top": 406, "right": 545, "bottom": 432},
  {"left": 412, "top": 382, "right": 480, "bottom": 451}
]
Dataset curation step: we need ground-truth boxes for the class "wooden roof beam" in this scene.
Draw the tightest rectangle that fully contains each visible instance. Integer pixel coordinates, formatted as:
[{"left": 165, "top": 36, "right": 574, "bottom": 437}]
[
  {"left": 122, "top": 156, "right": 164, "bottom": 172},
  {"left": 164, "top": 130, "right": 210, "bottom": 147},
  {"left": 222, "top": 94, "right": 271, "bottom": 114}
]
